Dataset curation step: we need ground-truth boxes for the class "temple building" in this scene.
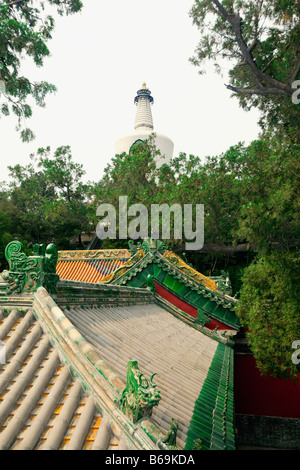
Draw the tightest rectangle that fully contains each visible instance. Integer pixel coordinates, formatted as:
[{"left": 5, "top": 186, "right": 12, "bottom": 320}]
[
  {"left": 0, "top": 239, "right": 235, "bottom": 450},
  {"left": 0, "top": 238, "right": 299, "bottom": 450},
  {"left": 115, "top": 83, "right": 174, "bottom": 167}
]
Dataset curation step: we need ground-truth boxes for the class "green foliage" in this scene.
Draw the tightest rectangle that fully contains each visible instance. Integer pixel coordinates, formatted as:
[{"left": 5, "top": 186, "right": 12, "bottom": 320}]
[
  {"left": 36, "top": 145, "right": 86, "bottom": 202},
  {"left": 93, "top": 135, "right": 160, "bottom": 207},
  {"left": 0, "top": 0, "right": 82, "bottom": 140},
  {"left": 0, "top": 0, "right": 298, "bottom": 383},
  {"left": 188, "top": 1, "right": 299, "bottom": 380},
  {"left": 236, "top": 250, "right": 300, "bottom": 379},
  {"left": 91, "top": 134, "right": 299, "bottom": 379},
  {"left": 92, "top": 131, "right": 299, "bottom": 253},
  {"left": 0, "top": 132, "right": 298, "bottom": 379},
  {"left": 4, "top": 145, "right": 91, "bottom": 248},
  {"left": 90, "top": 135, "right": 163, "bottom": 249},
  {"left": 236, "top": 135, "right": 300, "bottom": 250},
  {"left": 189, "top": 0, "right": 300, "bottom": 134}
]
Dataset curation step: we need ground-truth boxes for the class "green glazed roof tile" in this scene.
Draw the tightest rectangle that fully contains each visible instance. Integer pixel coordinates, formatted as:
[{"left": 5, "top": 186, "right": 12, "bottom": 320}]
[{"left": 184, "top": 343, "right": 235, "bottom": 451}]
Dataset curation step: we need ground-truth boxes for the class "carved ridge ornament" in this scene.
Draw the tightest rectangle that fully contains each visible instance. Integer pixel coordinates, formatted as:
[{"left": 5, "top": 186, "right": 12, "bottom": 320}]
[
  {"left": 162, "top": 250, "right": 217, "bottom": 291},
  {"left": 162, "top": 418, "right": 179, "bottom": 449},
  {"left": 119, "top": 360, "right": 161, "bottom": 423},
  {"left": 57, "top": 249, "right": 130, "bottom": 260},
  {"left": 102, "top": 249, "right": 146, "bottom": 284},
  {"left": 195, "top": 309, "right": 212, "bottom": 327},
  {"left": 3, "top": 240, "right": 59, "bottom": 295}
]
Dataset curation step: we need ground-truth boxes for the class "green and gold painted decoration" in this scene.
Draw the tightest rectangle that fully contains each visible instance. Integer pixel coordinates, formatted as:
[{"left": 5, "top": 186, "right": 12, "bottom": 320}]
[
  {"left": 119, "top": 360, "right": 161, "bottom": 423},
  {"left": 3, "top": 240, "right": 59, "bottom": 295},
  {"left": 58, "top": 248, "right": 130, "bottom": 260},
  {"left": 162, "top": 250, "right": 218, "bottom": 291},
  {"left": 102, "top": 248, "right": 146, "bottom": 284},
  {"left": 99, "top": 238, "right": 239, "bottom": 329}
]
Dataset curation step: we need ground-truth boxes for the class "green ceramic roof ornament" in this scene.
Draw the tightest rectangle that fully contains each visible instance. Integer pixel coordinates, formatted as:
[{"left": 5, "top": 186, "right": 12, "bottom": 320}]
[
  {"left": 4, "top": 240, "right": 59, "bottom": 295},
  {"left": 119, "top": 360, "right": 161, "bottom": 423},
  {"left": 162, "top": 418, "right": 179, "bottom": 449},
  {"left": 128, "top": 240, "right": 141, "bottom": 255},
  {"left": 193, "top": 439, "right": 203, "bottom": 450},
  {"left": 195, "top": 308, "right": 212, "bottom": 327}
]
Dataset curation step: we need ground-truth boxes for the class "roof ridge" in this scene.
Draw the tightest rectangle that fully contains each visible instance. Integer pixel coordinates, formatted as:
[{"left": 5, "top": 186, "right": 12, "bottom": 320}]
[
  {"left": 58, "top": 249, "right": 131, "bottom": 261},
  {"left": 33, "top": 287, "right": 166, "bottom": 450}
]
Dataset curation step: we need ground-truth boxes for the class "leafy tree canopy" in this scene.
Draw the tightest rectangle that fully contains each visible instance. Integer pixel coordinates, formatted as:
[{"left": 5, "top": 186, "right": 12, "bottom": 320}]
[
  {"left": 236, "top": 249, "right": 300, "bottom": 380},
  {"left": 92, "top": 132, "right": 299, "bottom": 257},
  {"left": 4, "top": 145, "right": 91, "bottom": 250},
  {"left": 0, "top": 133, "right": 298, "bottom": 379},
  {"left": 0, "top": 0, "right": 82, "bottom": 141},
  {"left": 189, "top": 0, "right": 300, "bottom": 133}
]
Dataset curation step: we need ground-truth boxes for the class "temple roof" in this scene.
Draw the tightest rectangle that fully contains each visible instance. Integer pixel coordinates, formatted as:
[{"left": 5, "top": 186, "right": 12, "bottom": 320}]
[
  {"left": 0, "top": 306, "right": 122, "bottom": 450},
  {"left": 56, "top": 239, "right": 240, "bottom": 330},
  {"left": 63, "top": 302, "right": 220, "bottom": 449},
  {"left": 56, "top": 249, "right": 130, "bottom": 283},
  {"left": 0, "top": 240, "right": 236, "bottom": 450}
]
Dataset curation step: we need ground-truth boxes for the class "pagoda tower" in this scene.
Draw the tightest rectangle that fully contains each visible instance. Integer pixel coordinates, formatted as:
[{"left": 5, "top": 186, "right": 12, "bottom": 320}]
[{"left": 115, "top": 83, "right": 174, "bottom": 167}]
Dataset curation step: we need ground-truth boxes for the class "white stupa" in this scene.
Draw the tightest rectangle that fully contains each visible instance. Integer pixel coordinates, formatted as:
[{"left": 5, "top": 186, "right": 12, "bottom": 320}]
[{"left": 115, "top": 83, "right": 174, "bottom": 167}]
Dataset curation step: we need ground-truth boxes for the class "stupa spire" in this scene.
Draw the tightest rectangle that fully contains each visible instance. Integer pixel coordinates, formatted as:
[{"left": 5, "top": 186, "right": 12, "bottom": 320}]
[
  {"left": 115, "top": 82, "right": 174, "bottom": 167},
  {"left": 134, "top": 83, "right": 154, "bottom": 130}
]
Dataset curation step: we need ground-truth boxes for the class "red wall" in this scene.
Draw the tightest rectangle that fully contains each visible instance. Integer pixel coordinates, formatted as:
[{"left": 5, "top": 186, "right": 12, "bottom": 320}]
[
  {"left": 234, "top": 354, "right": 300, "bottom": 418},
  {"left": 154, "top": 282, "right": 300, "bottom": 418},
  {"left": 154, "top": 282, "right": 229, "bottom": 330}
]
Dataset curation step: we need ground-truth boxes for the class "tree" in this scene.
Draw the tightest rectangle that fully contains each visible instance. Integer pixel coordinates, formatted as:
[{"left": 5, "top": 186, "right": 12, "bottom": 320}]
[
  {"left": 0, "top": 185, "right": 15, "bottom": 269},
  {"left": 92, "top": 133, "right": 299, "bottom": 263},
  {"left": 94, "top": 136, "right": 160, "bottom": 206},
  {"left": 6, "top": 145, "right": 91, "bottom": 247},
  {"left": 188, "top": 0, "right": 300, "bottom": 377},
  {"left": 189, "top": 0, "right": 300, "bottom": 131},
  {"left": 7, "top": 158, "right": 56, "bottom": 242},
  {"left": 36, "top": 145, "right": 86, "bottom": 202},
  {"left": 90, "top": 137, "right": 161, "bottom": 249},
  {"left": 236, "top": 250, "right": 300, "bottom": 380},
  {"left": 0, "top": 0, "right": 82, "bottom": 141},
  {"left": 236, "top": 135, "right": 300, "bottom": 251}
]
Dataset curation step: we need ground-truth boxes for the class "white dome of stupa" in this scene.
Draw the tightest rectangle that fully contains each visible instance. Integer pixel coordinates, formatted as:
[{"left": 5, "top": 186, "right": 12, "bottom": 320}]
[{"left": 115, "top": 83, "right": 174, "bottom": 167}]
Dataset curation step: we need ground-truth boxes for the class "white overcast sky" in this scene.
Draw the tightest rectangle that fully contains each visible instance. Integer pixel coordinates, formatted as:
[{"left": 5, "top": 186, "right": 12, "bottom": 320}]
[{"left": 0, "top": 0, "right": 261, "bottom": 184}]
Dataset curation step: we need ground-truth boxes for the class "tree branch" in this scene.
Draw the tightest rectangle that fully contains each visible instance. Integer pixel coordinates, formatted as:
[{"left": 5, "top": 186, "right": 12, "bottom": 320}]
[
  {"left": 225, "top": 84, "right": 288, "bottom": 96},
  {"left": 210, "top": 0, "right": 295, "bottom": 97},
  {"left": 1, "top": 0, "right": 25, "bottom": 7},
  {"left": 290, "top": 57, "right": 300, "bottom": 85}
]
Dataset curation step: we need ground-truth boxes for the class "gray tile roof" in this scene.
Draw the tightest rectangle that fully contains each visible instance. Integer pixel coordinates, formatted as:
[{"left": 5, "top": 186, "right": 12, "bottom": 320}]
[
  {"left": 63, "top": 302, "right": 219, "bottom": 449},
  {"left": 0, "top": 307, "right": 122, "bottom": 450},
  {"left": 0, "top": 279, "right": 236, "bottom": 451}
]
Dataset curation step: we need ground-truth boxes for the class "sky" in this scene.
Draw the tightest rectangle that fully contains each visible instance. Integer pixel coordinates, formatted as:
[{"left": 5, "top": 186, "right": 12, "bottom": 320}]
[{"left": 0, "top": 0, "right": 261, "bottom": 185}]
